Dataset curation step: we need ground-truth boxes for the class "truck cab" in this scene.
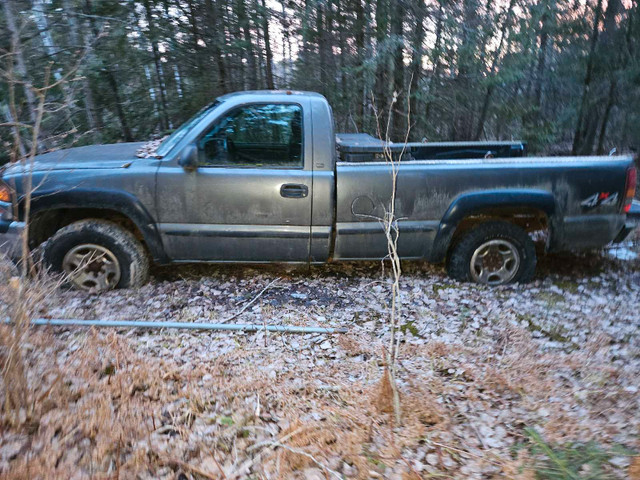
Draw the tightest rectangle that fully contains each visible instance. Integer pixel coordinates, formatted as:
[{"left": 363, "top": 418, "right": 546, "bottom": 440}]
[{"left": 153, "top": 91, "right": 335, "bottom": 263}]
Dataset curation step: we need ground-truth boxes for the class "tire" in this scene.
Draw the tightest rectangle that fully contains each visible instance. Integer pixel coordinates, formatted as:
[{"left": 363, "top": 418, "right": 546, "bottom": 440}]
[
  {"left": 447, "top": 221, "right": 536, "bottom": 285},
  {"left": 43, "top": 219, "right": 149, "bottom": 292}
]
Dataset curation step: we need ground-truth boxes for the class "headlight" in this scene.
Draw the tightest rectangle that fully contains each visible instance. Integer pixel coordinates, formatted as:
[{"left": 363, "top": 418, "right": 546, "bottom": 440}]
[
  {"left": 0, "top": 182, "right": 10, "bottom": 203},
  {"left": 0, "top": 181, "right": 13, "bottom": 221}
]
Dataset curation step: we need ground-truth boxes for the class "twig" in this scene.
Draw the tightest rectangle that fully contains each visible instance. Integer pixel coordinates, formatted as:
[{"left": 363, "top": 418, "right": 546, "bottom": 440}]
[
  {"left": 219, "top": 277, "right": 281, "bottom": 323},
  {"left": 234, "top": 425, "right": 314, "bottom": 477},
  {"left": 246, "top": 425, "right": 310, "bottom": 452},
  {"left": 211, "top": 452, "right": 228, "bottom": 480},
  {"left": 163, "top": 458, "right": 218, "bottom": 479},
  {"left": 0, "top": 121, "right": 34, "bottom": 129},
  {"left": 426, "top": 440, "right": 504, "bottom": 467},
  {"left": 36, "top": 373, "right": 61, "bottom": 403},
  {"left": 267, "top": 443, "right": 343, "bottom": 479}
]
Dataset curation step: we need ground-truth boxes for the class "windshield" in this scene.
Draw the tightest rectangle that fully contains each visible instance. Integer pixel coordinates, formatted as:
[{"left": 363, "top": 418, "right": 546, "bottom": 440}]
[{"left": 156, "top": 101, "right": 222, "bottom": 157}]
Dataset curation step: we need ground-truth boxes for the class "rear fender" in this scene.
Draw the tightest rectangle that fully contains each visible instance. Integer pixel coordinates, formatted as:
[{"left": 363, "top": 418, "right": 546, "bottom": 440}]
[{"left": 429, "top": 189, "right": 556, "bottom": 263}]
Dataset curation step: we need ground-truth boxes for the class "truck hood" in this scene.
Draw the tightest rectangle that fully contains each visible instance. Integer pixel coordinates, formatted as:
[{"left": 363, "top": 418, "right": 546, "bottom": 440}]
[{"left": 3, "top": 142, "right": 146, "bottom": 174}]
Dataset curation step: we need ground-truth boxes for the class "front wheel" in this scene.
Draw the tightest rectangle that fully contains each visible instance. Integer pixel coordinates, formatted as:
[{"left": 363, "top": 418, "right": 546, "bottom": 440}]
[
  {"left": 43, "top": 219, "right": 150, "bottom": 292},
  {"left": 447, "top": 221, "right": 536, "bottom": 285}
]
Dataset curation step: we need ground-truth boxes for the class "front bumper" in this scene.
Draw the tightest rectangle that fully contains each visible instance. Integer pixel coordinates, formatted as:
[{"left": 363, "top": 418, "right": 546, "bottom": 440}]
[{"left": 0, "top": 220, "right": 25, "bottom": 261}]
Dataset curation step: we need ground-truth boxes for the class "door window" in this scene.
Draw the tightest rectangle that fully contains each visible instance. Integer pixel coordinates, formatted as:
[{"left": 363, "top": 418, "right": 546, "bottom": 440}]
[{"left": 197, "top": 104, "right": 303, "bottom": 168}]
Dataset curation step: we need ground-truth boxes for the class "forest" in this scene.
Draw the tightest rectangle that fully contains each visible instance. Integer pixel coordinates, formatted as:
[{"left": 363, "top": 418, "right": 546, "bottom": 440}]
[{"left": 0, "top": 0, "right": 639, "bottom": 164}]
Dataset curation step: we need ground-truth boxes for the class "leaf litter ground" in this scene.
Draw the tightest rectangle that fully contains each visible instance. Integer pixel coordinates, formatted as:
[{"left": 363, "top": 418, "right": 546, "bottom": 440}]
[{"left": 1, "top": 237, "right": 639, "bottom": 479}]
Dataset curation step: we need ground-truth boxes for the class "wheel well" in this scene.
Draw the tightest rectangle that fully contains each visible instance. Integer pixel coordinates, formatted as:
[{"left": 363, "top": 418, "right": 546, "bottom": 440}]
[
  {"left": 449, "top": 207, "right": 549, "bottom": 250},
  {"left": 29, "top": 208, "right": 146, "bottom": 249}
]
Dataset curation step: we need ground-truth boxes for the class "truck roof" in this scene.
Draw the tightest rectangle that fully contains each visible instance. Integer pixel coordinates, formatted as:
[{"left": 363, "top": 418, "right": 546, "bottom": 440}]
[{"left": 217, "top": 90, "right": 326, "bottom": 100}]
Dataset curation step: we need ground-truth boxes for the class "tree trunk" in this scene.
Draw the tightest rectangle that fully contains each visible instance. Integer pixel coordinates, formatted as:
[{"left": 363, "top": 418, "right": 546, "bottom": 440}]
[
  {"left": 409, "top": 0, "right": 425, "bottom": 133},
  {"left": 205, "top": 0, "right": 229, "bottom": 93},
  {"left": 106, "top": 70, "right": 134, "bottom": 141},
  {"left": 83, "top": 0, "right": 130, "bottom": 140},
  {"left": 354, "top": 0, "right": 366, "bottom": 122},
  {"left": 362, "top": 0, "right": 374, "bottom": 131},
  {"left": 64, "top": 0, "right": 101, "bottom": 141},
  {"left": 1, "top": 102, "right": 27, "bottom": 158},
  {"left": 227, "top": 1, "right": 245, "bottom": 90},
  {"left": 574, "top": 0, "right": 623, "bottom": 155},
  {"left": 336, "top": 0, "right": 349, "bottom": 126},
  {"left": 474, "top": 0, "right": 516, "bottom": 140},
  {"left": 33, "top": 0, "right": 79, "bottom": 134},
  {"left": 572, "top": 0, "right": 603, "bottom": 155},
  {"left": 299, "top": 0, "right": 311, "bottom": 67},
  {"left": 596, "top": 0, "right": 629, "bottom": 154},
  {"left": 533, "top": 0, "right": 555, "bottom": 112},
  {"left": 280, "top": 0, "right": 293, "bottom": 82},
  {"left": 260, "top": 0, "right": 275, "bottom": 89},
  {"left": 254, "top": 5, "right": 266, "bottom": 88},
  {"left": 185, "top": 0, "right": 208, "bottom": 91},
  {"left": 237, "top": 0, "right": 257, "bottom": 89},
  {"left": 596, "top": 80, "right": 616, "bottom": 154},
  {"left": 390, "top": 0, "right": 405, "bottom": 140},
  {"left": 143, "top": 0, "right": 170, "bottom": 130},
  {"left": 424, "top": 2, "right": 444, "bottom": 127},
  {"left": 88, "top": 1, "right": 132, "bottom": 136},
  {"left": 374, "top": 0, "right": 389, "bottom": 118},
  {"left": 1, "top": 0, "right": 39, "bottom": 129},
  {"left": 317, "top": 2, "right": 330, "bottom": 94},
  {"left": 326, "top": 0, "right": 339, "bottom": 89},
  {"left": 451, "top": 0, "right": 480, "bottom": 140}
]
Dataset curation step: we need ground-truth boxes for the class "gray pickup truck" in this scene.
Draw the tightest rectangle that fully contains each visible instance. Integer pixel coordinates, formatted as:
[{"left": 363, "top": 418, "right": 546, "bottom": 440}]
[{"left": 0, "top": 90, "right": 638, "bottom": 292}]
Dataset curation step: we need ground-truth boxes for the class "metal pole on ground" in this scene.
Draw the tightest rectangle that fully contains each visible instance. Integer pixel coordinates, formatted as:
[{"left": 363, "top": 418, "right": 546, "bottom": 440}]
[{"left": 2, "top": 318, "right": 347, "bottom": 334}]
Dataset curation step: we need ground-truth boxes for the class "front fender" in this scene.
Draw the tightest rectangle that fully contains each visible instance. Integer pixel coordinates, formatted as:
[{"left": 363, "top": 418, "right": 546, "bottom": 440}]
[
  {"left": 27, "top": 188, "right": 168, "bottom": 263},
  {"left": 429, "top": 189, "right": 556, "bottom": 263}
]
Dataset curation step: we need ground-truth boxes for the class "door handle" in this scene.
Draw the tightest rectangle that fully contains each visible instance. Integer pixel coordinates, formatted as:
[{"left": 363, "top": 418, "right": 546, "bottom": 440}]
[{"left": 280, "top": 183, "right": 309, "bottom": 198}]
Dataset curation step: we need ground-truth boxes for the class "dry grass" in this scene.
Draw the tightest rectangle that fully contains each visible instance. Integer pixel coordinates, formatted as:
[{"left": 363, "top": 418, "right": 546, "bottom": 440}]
[
  {"left": 1, "top": 269, "right": 62, "bottom": 430},
  {"left": 2, "top": 311, "right": 634, "bottom": 479},
  {"left": 629, "top": 456, "right": 640, "bottom": 479},
  {"left": 6, "top": 338, "right": 439, "bottom": 477},
  {"left": 1, "top": 318, "right": 635, "bottom": 478},
  {"left": 2, "top": 330, "right": 173, "bottom": 478}
]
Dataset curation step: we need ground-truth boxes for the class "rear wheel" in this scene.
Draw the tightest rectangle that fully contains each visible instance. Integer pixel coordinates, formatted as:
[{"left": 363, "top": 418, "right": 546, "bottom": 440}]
[
  {"left": 447, "top": 221, "right": 536, "bottom": 285},
  {"left": 43, "top": 219, "right": 149, "bottom": 292}
]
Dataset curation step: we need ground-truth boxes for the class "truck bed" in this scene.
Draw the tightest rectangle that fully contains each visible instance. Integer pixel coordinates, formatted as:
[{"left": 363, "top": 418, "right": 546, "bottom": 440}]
[
  {"left": 335, "top": 133, "right": 526, "bottom": 162},
  {"left": 331, "top": 148, "right": 634, "bottom": 263}
]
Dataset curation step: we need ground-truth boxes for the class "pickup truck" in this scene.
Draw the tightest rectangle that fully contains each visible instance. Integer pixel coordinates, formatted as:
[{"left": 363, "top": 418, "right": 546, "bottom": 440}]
[{"left": 0, "top": 90, "right": 638, "bottom": 292}]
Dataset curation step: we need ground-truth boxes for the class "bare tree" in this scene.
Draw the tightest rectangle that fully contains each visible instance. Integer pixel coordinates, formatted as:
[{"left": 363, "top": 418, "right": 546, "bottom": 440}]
[
  {"left": 0, "top": 28, "right": 86, "bottom": 426},
  {"left": 371, "top": 85, "right": 412, "bottom": 425},
  {"left": 2, "top": 0, "right": 42, "bottom": 147}
]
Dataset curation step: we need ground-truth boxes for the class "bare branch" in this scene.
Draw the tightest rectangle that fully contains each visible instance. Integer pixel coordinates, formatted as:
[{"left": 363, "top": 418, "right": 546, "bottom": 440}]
[{"left": 0, "top": 122, "right": 35, "bottom": 130}]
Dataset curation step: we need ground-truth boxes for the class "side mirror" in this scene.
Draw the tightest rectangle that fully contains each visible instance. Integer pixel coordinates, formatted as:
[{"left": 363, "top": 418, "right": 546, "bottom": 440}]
[{"left": 178, "top": 144, "right": 199, "bottom": 171}]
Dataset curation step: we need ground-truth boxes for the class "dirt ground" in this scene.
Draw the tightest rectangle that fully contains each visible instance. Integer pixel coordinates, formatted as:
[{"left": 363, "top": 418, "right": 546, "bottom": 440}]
[{"left": 1, "top": 237, "right": 639, "bottom": 479}]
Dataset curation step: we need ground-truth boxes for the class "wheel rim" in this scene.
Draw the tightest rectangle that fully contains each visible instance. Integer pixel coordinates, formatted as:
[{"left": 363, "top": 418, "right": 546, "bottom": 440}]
[
  {"left": 62, "top": 244, "right": 121, "bottom": 292},
  {"left": 469, "top": 239, "right": 520, "bottom": 285}
]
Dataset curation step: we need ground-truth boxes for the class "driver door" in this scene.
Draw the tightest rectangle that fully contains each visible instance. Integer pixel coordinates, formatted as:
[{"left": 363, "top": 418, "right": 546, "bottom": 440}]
[{"left": 155, "top": 102, "right": 313, "bottom": 262}]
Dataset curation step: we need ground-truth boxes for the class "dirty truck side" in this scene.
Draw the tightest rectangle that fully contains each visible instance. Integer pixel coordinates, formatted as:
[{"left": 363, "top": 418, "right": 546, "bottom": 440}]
[{"left": 0, "top": 90, "right": 637, "bottom": 292}]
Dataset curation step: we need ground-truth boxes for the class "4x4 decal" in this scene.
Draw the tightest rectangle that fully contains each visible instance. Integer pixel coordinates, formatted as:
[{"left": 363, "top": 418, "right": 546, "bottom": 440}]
[{"left": 581, "top": 192, "right": 619, "bottom": 209}]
